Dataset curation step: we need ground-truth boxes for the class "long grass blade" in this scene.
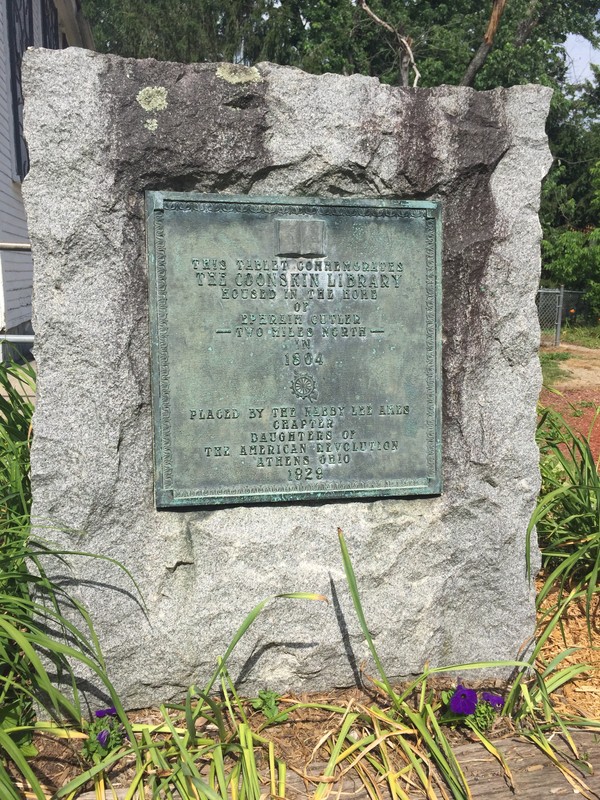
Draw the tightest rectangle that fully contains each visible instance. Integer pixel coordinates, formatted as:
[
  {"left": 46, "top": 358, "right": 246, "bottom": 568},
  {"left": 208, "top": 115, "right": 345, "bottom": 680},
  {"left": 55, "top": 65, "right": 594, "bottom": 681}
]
[
  {"left": 337, "top": 529, "right": 398, "bottom": 702},
  {"left": 0, "top": 729, "right": 46, "bottom": 800},
  {"left": 313, "top": 710, "right": 359, "bottom": 800}
]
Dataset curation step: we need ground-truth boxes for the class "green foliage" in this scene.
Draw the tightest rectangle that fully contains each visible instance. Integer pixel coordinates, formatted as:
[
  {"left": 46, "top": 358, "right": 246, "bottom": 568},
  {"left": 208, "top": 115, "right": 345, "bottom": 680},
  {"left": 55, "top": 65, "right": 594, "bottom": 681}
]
[
  {"left": 541, "top": 68, "right": 600, "bottom": 308},
  {"left": 531, "top": 405, "right": 600, "bottom": 635},
  {"left": 82, "top": 0, "right": 262, "bottom": 63},
  {"left": 0, "top": 362, "right": 142, "bottom": 799},
  {"left": 82, "top": 0, "right": 599, "bottom": 88},
  {"left": 544, "top": 73, "right": 600, "bottom": 230},
  {"left": 472, "top": 700, "right": 497, "bottom": 733},
  {"left": 1, "top": 502, "right": 597, "bottom": 798},
  {"left": 53, "top": 592, "right": 326, "bottom": 800},
  {"left": 542, "top": 226, "right": 600, "bottom": 291},
  {"left": 561, "top": 324, "right": 600, "bottom": 348},
  {"left": 250, "top": 689, "right": 288, "bottom": 723},
  {"left": 0, "top": 360, "right": 36, "bottom": 758},
  {"left": 0, "top": 359, "right": 34, "bottom": 523},
  {"left": 0, "top": 516, "right": 138, "bottom": 795}
]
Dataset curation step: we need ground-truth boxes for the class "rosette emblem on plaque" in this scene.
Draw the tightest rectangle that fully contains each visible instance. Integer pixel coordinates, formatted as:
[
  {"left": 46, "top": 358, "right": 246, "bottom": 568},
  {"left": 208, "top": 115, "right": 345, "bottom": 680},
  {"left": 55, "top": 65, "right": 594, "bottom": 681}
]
[{"left": 290, "top": 373, "right": 318, "bottom": 401}]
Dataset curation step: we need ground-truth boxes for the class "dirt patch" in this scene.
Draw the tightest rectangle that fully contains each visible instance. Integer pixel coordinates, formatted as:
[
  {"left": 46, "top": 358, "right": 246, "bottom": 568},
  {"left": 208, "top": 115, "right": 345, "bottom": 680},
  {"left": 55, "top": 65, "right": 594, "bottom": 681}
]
[
  {"left": 544, "top": 344, "right": 600, "bottom": 390},
  {"left": 540, "top": 344, "right": 600, "bottom": 461}
]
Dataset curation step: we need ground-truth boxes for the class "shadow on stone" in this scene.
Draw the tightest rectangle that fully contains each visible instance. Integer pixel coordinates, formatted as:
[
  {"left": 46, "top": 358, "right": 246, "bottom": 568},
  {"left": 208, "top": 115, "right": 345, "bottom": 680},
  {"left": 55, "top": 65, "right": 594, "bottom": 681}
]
[
  {"left": 235, "top": 641, "right": 317, "bottom": 687},
  {"left": 329, "top": 575, "right": 361, "bottom": 688}
]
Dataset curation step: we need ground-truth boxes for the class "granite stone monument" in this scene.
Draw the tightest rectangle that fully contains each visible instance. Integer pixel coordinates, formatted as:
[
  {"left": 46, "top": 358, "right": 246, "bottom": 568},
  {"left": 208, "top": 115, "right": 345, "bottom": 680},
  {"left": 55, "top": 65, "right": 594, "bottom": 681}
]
[{"left": 23, "top": 48, "right": 551, "bottom": 708}]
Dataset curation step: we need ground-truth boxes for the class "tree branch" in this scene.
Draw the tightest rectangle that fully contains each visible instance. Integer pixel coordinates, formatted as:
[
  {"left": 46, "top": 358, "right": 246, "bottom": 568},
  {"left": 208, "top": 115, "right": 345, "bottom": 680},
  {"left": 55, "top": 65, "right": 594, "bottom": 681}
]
[
  {"left": 359, "top": 0, "right": 421, "bottom": 87},
  {"left": 514, "top": 0, "right": 541, "bottom": 48},
  {"left": 359, "top": 0, "right": 398, "bottom": 37}
]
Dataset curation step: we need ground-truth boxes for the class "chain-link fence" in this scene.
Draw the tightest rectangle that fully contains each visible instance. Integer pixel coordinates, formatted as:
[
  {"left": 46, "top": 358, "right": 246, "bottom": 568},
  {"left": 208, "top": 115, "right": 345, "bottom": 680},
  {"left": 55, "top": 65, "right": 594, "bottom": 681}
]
[{"left": 536, "top": 287, "right": 585, "bottom": 346}]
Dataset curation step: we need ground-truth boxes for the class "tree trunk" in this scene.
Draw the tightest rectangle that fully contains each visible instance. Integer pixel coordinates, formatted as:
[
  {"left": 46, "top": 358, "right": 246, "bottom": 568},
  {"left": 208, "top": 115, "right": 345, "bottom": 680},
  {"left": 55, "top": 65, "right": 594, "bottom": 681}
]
[
  {"left": 460, "top": 0, "right": 508, "bottom": 87},
  {"left": 461, "top": 41, "right": 492, "bottom": 87}
]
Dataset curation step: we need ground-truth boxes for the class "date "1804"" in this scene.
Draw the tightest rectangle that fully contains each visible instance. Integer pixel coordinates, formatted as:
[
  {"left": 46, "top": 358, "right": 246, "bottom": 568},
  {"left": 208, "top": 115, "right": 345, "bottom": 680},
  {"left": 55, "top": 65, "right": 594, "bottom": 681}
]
[{"left": 284, "top": 352, "right": 323, "bottom": 367}]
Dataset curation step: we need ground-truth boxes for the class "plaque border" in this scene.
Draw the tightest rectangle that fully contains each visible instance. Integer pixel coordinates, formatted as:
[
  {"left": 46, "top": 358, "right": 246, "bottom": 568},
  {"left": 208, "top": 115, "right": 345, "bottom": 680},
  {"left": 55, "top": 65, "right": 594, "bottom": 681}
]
[{"left": 146, "top": 193, "right": 442, "bottom": 507}]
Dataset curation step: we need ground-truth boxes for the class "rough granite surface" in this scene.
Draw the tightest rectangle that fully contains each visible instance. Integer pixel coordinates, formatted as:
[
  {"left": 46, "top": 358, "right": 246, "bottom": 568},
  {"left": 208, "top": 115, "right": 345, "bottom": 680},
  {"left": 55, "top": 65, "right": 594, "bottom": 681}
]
[{"left": 23, "top": 48, "right": 552, "bottom": 709}]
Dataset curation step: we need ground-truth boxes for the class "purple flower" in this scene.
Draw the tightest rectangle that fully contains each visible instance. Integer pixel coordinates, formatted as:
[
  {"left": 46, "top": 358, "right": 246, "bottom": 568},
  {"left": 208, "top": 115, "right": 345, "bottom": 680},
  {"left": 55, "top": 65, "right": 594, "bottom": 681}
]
[
  {"left": 449, "top": 685, "right": 477, "bottom": 715},
  {"left": 95, "top": 706, "right": 117, "bottom": 718},
  {"left": 482, "top": 692, "right": 503, "bottom": 710},
  {"left": 96, "top": 729, "right": 110, "bottom": 748}
]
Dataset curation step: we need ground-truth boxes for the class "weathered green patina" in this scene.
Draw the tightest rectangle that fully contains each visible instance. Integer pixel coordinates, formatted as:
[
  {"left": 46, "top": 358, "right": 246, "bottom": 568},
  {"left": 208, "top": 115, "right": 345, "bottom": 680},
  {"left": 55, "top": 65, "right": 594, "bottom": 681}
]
[{"left": 146, "top": 193, "right": 442, "bottom": 507}]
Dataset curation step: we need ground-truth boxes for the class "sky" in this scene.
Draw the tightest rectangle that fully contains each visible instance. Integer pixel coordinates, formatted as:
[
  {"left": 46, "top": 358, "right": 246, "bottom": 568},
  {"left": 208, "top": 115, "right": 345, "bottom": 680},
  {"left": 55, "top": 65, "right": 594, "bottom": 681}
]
[{"left": 565, "top": 34, "right": 600, "bottom": 82}]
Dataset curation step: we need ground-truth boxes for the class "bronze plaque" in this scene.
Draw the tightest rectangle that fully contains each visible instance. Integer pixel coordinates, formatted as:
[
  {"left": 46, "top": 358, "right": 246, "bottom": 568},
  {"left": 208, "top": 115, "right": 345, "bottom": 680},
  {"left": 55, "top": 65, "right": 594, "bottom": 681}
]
[{"left": 146, "top": 193, "right": 442, "bottom": 506}]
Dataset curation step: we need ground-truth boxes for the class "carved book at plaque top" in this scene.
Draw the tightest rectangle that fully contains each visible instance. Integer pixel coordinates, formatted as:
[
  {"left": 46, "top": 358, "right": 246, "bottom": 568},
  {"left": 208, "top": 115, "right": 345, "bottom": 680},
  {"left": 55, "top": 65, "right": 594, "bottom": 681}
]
[{"left": 146, "top": 193, "right": 442, "bottom": 507}]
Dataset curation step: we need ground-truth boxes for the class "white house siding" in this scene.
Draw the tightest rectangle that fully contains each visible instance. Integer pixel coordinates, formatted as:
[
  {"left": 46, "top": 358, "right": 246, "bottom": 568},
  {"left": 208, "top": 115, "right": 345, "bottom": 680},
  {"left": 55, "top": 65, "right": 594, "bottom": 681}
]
[
  {"left": 0, "top": 0, "right": 33, "bottom": 333},
  {"left": 32, "top": 0, "right": 41, "bottom": 45}
]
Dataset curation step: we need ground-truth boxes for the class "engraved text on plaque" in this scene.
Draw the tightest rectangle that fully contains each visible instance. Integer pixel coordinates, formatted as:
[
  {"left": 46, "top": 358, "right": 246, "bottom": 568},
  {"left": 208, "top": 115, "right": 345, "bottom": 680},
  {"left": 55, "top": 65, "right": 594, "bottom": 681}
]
[{"left": 146, "top": 193, "right": 442, "bottom": 506}]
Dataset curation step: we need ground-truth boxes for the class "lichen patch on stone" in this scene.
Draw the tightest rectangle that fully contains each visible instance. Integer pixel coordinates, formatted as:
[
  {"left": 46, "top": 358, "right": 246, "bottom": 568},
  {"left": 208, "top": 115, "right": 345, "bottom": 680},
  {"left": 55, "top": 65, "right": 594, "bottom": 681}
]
[
  {"left": 144, "top": 118, "right": 158, "bottom": 132},
  {"left": 215, "top": 64, "right": 261, "bottom": 85},
  {"left": 136, "top": 86, "right": 168, "bottom": 112}
]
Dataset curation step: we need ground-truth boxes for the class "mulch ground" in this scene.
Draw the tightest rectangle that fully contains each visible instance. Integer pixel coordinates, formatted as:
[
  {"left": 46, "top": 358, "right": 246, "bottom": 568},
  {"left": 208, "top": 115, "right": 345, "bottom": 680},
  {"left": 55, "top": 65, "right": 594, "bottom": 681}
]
[
  {"left": 539, "top": 587, "right": 600, "bottom": 720},
  {"left": 538, "top": 364, "right": 600, "bottom": 724}
]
